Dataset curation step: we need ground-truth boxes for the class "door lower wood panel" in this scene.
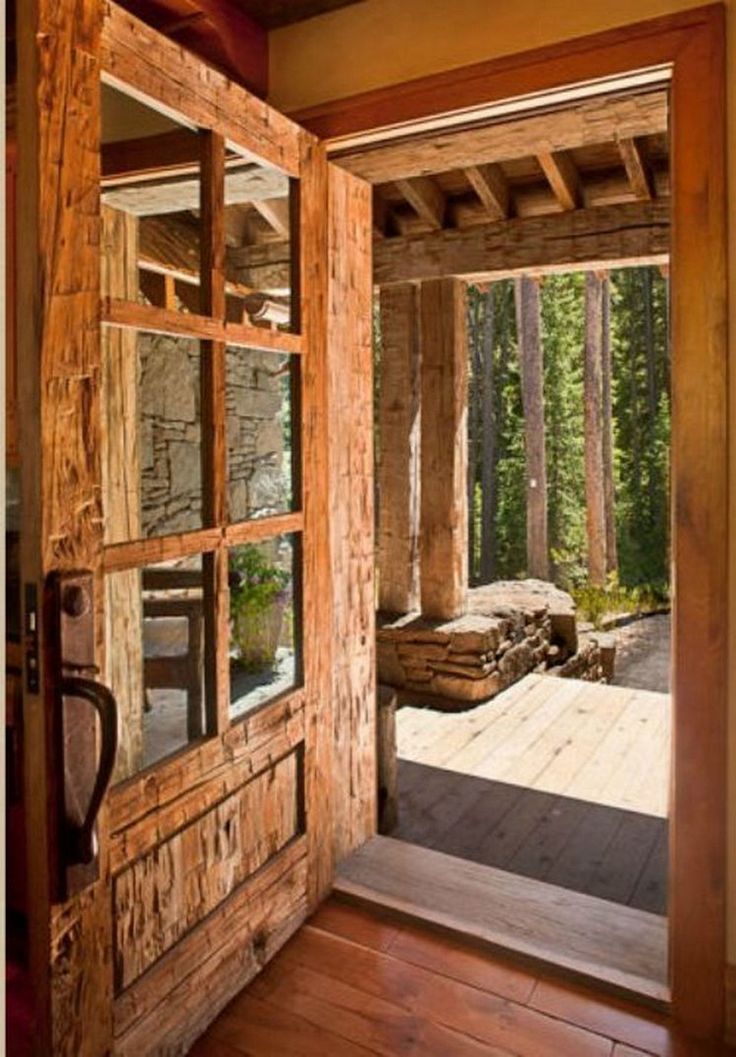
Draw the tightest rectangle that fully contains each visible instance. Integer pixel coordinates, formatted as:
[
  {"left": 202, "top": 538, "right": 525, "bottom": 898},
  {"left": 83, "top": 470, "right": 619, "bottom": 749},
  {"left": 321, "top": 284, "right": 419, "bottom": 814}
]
[{"left": 113, "top": 747, "right": 304, "bottom": 991}]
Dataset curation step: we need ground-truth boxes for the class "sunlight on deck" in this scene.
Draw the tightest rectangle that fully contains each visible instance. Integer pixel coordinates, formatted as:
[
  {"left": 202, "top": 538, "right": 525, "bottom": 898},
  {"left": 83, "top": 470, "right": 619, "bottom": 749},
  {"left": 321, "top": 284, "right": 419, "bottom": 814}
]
[{"left": 396, "top": 674, "right": 671, "bottom": 818}]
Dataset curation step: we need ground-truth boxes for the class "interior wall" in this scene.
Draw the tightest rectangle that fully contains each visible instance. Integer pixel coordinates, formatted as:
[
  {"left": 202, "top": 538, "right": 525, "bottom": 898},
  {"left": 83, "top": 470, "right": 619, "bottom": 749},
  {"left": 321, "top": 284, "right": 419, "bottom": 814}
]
[{"left": 269, "top": 0, "right": 736, "bottom": 971}]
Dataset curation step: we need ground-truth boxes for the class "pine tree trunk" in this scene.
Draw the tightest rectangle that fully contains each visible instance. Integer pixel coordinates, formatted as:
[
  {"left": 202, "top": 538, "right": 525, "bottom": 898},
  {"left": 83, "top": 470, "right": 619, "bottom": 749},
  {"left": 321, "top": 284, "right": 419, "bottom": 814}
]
[
  {"left": 584, "top": 272, "right": 607, "bottom": 587},
  {"left": 467, "top": 291, "right": 481, "bottom": 584},
  {"left": 600, "top": 275, "right": 618, "bottom": 575},
  {"left": 514, "top": 276, "right": 548, "bottom": 581},
  {"left": 480, "top": 285, "right": 496, "bottom": 583}
]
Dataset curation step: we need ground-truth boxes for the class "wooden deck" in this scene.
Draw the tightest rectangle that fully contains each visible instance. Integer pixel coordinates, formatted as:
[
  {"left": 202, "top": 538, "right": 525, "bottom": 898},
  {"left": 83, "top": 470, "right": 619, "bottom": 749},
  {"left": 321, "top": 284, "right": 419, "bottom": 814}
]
[
  {"left": 392, "top": 674, "right": 671, "bottom": 914},
  {"left": 191, "top": 897, "right": 732, "bottom": 1057}
]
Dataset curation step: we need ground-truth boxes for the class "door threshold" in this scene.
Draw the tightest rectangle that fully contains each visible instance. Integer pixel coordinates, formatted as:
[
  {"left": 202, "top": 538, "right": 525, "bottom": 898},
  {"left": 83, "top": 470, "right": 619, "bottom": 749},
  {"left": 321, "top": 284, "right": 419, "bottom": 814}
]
[{"left": 335, "top": 836, "right": 670, "bottom": 1009}]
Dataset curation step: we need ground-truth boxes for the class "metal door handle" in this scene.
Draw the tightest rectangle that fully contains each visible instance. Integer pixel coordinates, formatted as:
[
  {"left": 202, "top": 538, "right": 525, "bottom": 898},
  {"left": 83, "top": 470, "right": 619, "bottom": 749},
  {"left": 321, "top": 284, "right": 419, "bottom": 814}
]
[{"left": 60, "top": 676, "right": 119, "bottom": 865}]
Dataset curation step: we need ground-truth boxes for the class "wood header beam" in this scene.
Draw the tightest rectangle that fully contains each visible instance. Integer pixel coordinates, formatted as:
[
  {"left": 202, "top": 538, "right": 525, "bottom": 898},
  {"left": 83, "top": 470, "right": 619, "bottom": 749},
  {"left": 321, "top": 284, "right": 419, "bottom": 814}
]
[
  {"left": 373, "top": 199, "right": 669, "bottom": 285},
  {"left": 230, "top": 199, "right": 669, "bottom": 289},
  {"left": 330, "top": 90, "right": 668, "bottom": 184}
]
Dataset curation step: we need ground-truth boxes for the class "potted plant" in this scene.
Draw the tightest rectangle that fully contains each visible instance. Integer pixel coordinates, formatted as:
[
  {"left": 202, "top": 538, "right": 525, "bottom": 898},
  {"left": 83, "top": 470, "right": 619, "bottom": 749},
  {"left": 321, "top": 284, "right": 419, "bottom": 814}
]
[{"left": 229, "top": 544, "right": 291, "bottom": 673}]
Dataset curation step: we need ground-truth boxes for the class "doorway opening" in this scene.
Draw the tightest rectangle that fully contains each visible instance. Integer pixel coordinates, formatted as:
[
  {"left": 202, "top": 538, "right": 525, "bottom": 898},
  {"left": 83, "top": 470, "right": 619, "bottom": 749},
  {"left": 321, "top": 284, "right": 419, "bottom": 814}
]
[{"left": 352, "top": 75, "right": 673, "bottom": 998}]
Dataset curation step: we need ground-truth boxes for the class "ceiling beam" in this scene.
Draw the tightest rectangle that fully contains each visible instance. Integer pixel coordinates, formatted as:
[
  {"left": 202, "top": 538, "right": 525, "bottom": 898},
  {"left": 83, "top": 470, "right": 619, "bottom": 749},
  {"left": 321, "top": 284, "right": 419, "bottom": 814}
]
[
  {"left": 538, "top": 149, "right": 581, "bottom": 211},
  {"left": 373, "top": 198, "right": 669, "bottom": 285},
  {"left": 230, "top": 199, "right": 668, "bottom": 291},
  {"left": 102, "top": 165, "right": 289, "bottom": 216},
  {"left": 618, "top": 136, "right": 655, "bottom": 200},
  {"left": 331, "top": 89, "right": 668, "bottom": 184},
  {"left": 395, "top": 176, "right": 446, "bottom": 230},
  {"left": 464, "top": 163, "right": 510, "bottom": 219}
]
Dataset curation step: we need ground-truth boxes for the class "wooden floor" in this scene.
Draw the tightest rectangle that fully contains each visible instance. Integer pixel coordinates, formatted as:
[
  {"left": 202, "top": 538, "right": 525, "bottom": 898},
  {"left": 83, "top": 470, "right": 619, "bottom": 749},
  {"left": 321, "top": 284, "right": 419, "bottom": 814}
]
[
  {"left": 190, "top": 897, "right": 734, "bottom": 1057},
  {"left": 336, "top": 836, "right": 668, "bottom": 1001},
  {"left": 396, "top": 674, "right": 671, "bottom": 818}
]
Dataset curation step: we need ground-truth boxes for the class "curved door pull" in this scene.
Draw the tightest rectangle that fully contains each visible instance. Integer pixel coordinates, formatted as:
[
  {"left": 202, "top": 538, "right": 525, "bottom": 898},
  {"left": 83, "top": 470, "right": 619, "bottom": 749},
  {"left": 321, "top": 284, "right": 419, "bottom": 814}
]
[{"left": 61, "top": 676, "right": 119, "bottom": 865}]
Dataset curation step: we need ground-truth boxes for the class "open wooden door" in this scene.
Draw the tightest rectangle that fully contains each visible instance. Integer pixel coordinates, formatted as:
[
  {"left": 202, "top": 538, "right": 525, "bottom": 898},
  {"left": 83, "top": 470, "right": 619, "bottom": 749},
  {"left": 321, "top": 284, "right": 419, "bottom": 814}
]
[{"left": 16, "top": 3, "right": 375, "bottom": 1055}]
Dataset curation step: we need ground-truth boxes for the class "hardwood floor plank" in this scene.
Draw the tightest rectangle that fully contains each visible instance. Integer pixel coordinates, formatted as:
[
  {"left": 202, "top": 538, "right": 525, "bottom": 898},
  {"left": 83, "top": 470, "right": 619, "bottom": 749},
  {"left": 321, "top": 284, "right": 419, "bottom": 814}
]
[
  {"left": 248, "top": 959, "right": 520, "bottom": 1056},
  {"left": 192, "top": 899, "right": 736, "bottom": 1057},
  {"left": 209, "top": 992, "right": 379, "bottom": 1056},
  {"left": 387, "top": 922, "right": 538, "bottom": 1004},
  {"left": 309, "top": 898, "right": 399, "bottom": 952},
  {"left": 530, "top": 978, "right": 673, "bottom": 1055},
  {"left": 251, "top": 935, "right": 613, "bottom": 1057}
]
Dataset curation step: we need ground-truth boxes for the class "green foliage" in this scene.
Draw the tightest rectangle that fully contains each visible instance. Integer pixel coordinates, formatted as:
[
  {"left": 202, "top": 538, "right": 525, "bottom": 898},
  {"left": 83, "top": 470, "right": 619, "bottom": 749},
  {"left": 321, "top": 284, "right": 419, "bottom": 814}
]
[
  {"left": 229, "top": 544, "right": 290, "bottom": 623},
  {"left": 572, "top": 574, "right": 670, "bottom": 628}
]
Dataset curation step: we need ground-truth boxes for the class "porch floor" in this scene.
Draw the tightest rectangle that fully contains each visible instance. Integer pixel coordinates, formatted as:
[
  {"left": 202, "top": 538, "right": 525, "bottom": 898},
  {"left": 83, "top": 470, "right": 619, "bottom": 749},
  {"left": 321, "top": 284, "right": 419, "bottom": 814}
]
[{"left": 390, "top": 674, "right": 670, "bottom": 914}]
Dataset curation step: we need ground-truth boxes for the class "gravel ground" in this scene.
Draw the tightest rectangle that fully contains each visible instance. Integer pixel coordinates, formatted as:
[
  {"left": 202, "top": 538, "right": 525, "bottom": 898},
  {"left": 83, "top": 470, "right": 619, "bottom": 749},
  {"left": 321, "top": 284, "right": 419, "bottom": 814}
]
[{"left": 610, "top": 612, "right": 670, "bottom": 693}]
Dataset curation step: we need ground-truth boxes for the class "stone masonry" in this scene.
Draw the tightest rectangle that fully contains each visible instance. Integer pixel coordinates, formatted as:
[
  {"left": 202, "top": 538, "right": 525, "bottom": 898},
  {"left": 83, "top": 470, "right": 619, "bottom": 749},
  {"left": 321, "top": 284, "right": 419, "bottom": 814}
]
[
  {"left": 377, "top": 579, "right": 614, "bottom": 708},
  {"left": 139, "top": 336, "right": 289, "bottom": 535}
]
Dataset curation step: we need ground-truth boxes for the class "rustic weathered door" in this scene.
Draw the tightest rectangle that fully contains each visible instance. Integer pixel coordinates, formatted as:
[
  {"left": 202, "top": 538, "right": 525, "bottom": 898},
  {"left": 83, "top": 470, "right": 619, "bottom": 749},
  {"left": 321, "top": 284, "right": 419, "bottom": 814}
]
[{"left": 16, "top": 3, "right": 375, "bottom": 1055}]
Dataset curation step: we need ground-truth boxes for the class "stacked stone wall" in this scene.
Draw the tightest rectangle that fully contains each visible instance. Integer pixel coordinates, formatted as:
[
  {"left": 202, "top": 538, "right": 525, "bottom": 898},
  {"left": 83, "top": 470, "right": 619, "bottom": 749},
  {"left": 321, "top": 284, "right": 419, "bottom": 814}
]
[{"left": 139, "top": 337, "right": 288, "bottom": 535}]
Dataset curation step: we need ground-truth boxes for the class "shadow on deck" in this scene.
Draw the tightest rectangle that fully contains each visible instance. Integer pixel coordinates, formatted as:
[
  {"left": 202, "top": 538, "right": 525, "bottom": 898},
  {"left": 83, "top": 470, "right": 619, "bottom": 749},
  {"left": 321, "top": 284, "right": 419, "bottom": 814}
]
[{"left": 390, "top": 759, "right": 667, "bottom": 915}]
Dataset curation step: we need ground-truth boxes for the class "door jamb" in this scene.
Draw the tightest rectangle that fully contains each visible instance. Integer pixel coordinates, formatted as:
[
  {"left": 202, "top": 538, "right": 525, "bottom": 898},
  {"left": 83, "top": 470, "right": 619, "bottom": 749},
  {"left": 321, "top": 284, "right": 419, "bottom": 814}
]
[{"left": 296, "top": 5, "right": 729, "bottom": 1041}]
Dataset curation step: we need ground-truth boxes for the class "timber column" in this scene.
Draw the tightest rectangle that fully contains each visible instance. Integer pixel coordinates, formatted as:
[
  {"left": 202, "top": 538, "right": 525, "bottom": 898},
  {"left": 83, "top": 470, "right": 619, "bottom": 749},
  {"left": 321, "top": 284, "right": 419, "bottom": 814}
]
[
  {"left": 377, "top": 284, "right": 421, "bottom": 614},
  {"left": 419, "top": 278, "right": 468, "bottom": 619}
]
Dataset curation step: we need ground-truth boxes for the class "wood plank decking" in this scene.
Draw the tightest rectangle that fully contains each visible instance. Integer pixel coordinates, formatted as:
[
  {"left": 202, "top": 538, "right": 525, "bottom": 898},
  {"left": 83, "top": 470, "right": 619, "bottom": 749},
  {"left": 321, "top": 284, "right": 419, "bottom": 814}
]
[
  {"left": 396, "top": 674, "right": 670, "bottom": 816},
  {"left": 391, "top": 674, "right": 671, "bottom": 914}
]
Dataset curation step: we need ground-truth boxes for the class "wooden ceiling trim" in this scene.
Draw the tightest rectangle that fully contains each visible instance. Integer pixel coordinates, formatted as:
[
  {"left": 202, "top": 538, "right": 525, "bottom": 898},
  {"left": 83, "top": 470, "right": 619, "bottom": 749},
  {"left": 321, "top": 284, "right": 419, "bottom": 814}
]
[
  {"left": 537, "top": 149, "right": 581, "bottom": 211},
  {"left": 102, "top": 2, "right": 303, "bottom": 177},
  {"left": 395, "top": 176, "right": 446, "bottom": 230},
  {"left": 464, "top": 163, "right": 510, "bottom": 220},
  {"left": 618, "top": 136, "right": 655, "bottom": 200},
  {"left": 330, "top": 89, "right": 667, "bottom": 184}
]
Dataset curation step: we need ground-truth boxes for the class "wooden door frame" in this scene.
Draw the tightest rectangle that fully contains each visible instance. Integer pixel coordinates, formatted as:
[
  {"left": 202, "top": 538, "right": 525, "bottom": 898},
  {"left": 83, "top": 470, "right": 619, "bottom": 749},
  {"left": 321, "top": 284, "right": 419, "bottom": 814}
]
[{"left": 296, "top": 4, "right": 729, "bottom": 1041}]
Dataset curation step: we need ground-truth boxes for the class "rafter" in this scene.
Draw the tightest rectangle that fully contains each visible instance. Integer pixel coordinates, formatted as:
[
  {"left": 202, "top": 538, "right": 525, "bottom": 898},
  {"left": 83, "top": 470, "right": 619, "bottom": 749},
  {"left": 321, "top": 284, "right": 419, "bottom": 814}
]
[
  {"left": 538, "top": 149, "right": 581, "bottom": 211},
  {"left": 464, "top": 163, "right": 510, "bottom": 220},
  {"left": 618, "top": 136, "right": 655, "bottom": 200},
  {"left": 252, "top": 197, "right": 291, "bottom": 238},
  {"left": 395, "top": 176, "right": 446, "bottom": 230}
]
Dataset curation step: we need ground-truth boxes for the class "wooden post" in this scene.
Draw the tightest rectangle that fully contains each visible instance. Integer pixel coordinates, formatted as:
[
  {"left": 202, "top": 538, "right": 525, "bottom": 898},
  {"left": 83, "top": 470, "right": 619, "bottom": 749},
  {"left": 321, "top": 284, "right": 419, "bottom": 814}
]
[
  {"left": 514, "top": 276, "right": 548, "bottom": 581},
  {"left": 419, "top": 277, "right": 468, "bottom": 620},
  {"left": 600, "top": 273, "right": 618, "bottom": 576},
  {"left": 584, "top": 272, "right": 607, "bottom": 587},
  {"left": 377, "top": 283, "right": 421, "bottom": 614}
]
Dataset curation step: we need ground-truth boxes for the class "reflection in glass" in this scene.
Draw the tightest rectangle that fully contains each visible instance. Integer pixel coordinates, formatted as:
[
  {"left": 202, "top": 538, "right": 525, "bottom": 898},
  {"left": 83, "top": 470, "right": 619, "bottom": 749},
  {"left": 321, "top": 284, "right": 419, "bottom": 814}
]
[
  {"left": 228, "top": 535, "right": 301, "bottom": 720},
  {"left": 101, "top": 82, "right": 202, "bottom": 313},
  {"left": 107, "top": 554, "right": 207, "bottom": 783},
  {"left": 226, "top": 347, "right": 296, "bottom": 522},
  {"left": 102, "top": 330, "right": 202, "bottom": 542},
  {"left": 224, "top": 144, "right": 294, "bottom": 330}
]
